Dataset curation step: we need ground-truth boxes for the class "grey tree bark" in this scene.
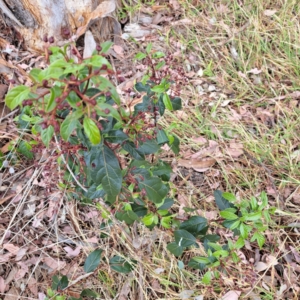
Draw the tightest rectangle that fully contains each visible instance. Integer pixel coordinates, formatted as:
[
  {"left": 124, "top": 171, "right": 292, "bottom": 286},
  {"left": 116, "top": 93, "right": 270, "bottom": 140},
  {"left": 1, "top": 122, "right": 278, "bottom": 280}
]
[{"left": 0, "top": 0, "right": 118, "bottom": 51}]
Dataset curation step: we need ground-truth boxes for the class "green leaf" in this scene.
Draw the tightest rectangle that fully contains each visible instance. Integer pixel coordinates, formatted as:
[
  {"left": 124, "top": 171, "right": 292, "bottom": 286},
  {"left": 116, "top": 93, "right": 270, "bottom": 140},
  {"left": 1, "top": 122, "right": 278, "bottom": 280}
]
[
  {"left": 169, "top": 134, "right": 180, "bottom": 155},
  {"left": 179, "top": 216, "right": 208, "bottom": 236},
  {"left": 174, "top": 230, "right": 196, "bottom": 247},
  {"left": 84, "top": 249, "right": 103, "bottom": 273},
  {"left": 229, "top": 219, "right": 241, "bottom": 230},
  {"left": 146, "top": 43, "right": 152, "bottom": 54},
  {"left": 81, "top": 289, "right": 99, "bottom": 298},
  {"left": 88, "top": 55, "right": 110, "bottom": 68},
  {"left": 142, "top": 213, "right": 156, "bottom": 226},
  {"left": 138, "top": 176, "right": 169, "bottom": 204},
  {"left": 220, "top": 210, "right": 238, "bottom": 220},
  {"left": 202, "top": 271, "right": 212, "bottom": 284},
  {"left": 212, "top": 250, "right": 229, "bottom": 258},
  {"left": 18, "top": 141, "right": 34, "bottom": 159},
  {"left": 100, "top": 41, "right": 113, "bottom": 54},
  {"left": 85, "top": 145, "right": 122, "bottom": 203},
  {"left": 91, "top": 76, "right": 120, "bottom": 105},
  {"left": 51, "top": 275, "right": 59, "bottom": 290},
  {"left": 163, "top": 93, "right": 173, "bottom": 110},
  {"left": 158, "top": 198, "right": 174, "bottom": 210},
  {"left": 171, "top": 97, "right": 182, "bottom": 111},
  {"left": 41, "top": 125, "right": 54, "bottom": 148},
  {"left": 239, "top": 223, "right": 248, "bottom": 239},
  {"left": 244, "top": 212, "right": 262, "bottom": 221},
  {"left": 201, "top": 234, "right": 221, "bottom": 251},
  {"left": 57, "top": 276, "right": 69, "bottom": 290},
  {"left": 116, "top": 210, "right": 139, "bottom": 225},
  {"left": 135, "top": 82, "right": 150, "bottom": 93},
  {"left": 167, "top": 242, "right": 184, "bottom": 257},
  {"left": 122, "top": 141, "right": 145, "bottom": 160},
  {"left": 260, "top": 191, "right": 268, "bottom": 208},
  {"left": 154, "top": 61, "right": 165, "bottom": 70},
  {"left": 38, "top": 67, "right": 64, "bottom": 81},
  {"left": 152, "top": 51, "right": 165, "bottom": 58},
  {"left": 214, "top": 190, "right": 235, "bottom": 210},
  {"left": 222, "top": 192, "right": 236, "bottom": 202},
  {"left": 29, "top": 68, "right": 42, "bottom": 82},
  {"left": 188, "top": 257, "right": 209, "bottom": 270},
  {"left": 60, "top": 112, "right": 82, "bottom": 141},
  {"left": 109, "top": 256, "right": 135, "bottom": 273},
  {"left": 137, "top": 139, "right": 160, "bottom": 155},
  {"left": 251, "top": 232, "right": 265, "bottom": 248},
  {"left": 96, "top": 103, "right": 122, "bottom": 122},
  {"left": 83, "top": 116, "right": 101, "bottom": 145},
  {"left": 105, "top": 130, "right": 128, "bottom": 143},
  {"left": 156, "top": 129, "right": 169, "bottom": 145},
  {"left": 151, "top": 80, "right": 170, "bottom": 93},
  {"left": 5, "top": 85, "right": 31, "bottom": 110},
  {"left": 235, "top": 236, "right": 245, "bottom": 249},
  {"left": 161, "top": 216, "right": 173, "bottom": 229},
  {"left": 135, "top": 52, "right": 147, "bottom": 60}
]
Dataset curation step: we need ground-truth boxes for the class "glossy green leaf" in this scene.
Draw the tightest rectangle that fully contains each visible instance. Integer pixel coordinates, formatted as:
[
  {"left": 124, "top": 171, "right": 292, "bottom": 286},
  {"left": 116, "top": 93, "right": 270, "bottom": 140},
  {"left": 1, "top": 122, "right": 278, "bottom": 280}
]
[
  {"left": 84, "top": 249, "right": 103, "bottom": 273},
  {"left": 171, "top": 97, "right": 182, "bottom": 111},
  {"left": 161, "top": 216, "right": 173, "bottom": 229},
  {"left": 135, "top": 52, "right": 147, "bottom": 60},
  {"left": 138, "top": 176, "right": 169, "bottom": 204},
  {"left": 202, "top": 271, "right": 212, "bottom": 284},
  {"left": 41, "top": 125, "right": 54, "bottom": 148},
  {"left": 220, "top": 210, "right": 238, "bottom": 220},
  {"left": 137, "top": 139, "right": 160, "bottom": 155},
  {"left": 158, "top": 198, "right": 174, "bottom": 210},
  {"left": 167, "top": 242, "right": 184, "bottom": 257},
  {"left": 169, "top": 134, "right": 180, "bottom": 155},
  {"left": 96, "top": 103, "right": 122, "bottom": 122},
  {"left": 163, "top": 93, "right": 173, "bottom": 110},
  {"left": 100, "top": 41, "right": 113, "bottom": 53},
  {"left": 60, "top": 112, "right": 82, "bottom": 141},
  {"left": 179, "top": 216, "right": 208, "bottom": 236},
  {"left": 188, "top": 257, "right": 209, "bottom": 270},
  {"left": 85, "top": 145, "right": 122, "bottom": 203},
  {"left": 156, "top": 129, "right": 169, "bottom": 145},
  {"left": 105, "top": 130, "right": 128, "bottom": 143},
  {"left": 174, "top": 230, "right": 196, "bottom": 247},
  {"left": 244, "top": 212, "right": 262, "bottom": 221},
  {"left": 18, "top": 141, "right": 34, "bottom": 159},
  {"left": 29, "top": 68, "right": 42, "bottom": 82},
  {"left": 122, "top": 141, "right": 145, "bottom": 160},
  {"left": 38, "top": 67, "right": 64, "bottom": 81},
  {"left": 83, "top": 116, "right": 101, "bottom": 145},
  {"left": 116, "top": 210, "right": 139, "bottom": 225},
  {"left": 81, "top": 289, "right": 99, "bottom": 298},
  {"left": 57, "top": 276, "right": 69, "bottom": 290},
  {"left": 5, "top": 85, "right": 31, "bottom": 110},
  {"left": 214, "top": 190, "right": 235, "bottom": 210},
  {"left": 109, "top": 256, "right": 135, "bottom": 273},
  {"left": 251, "top": 232, "right": 265, "bottom": 248}
]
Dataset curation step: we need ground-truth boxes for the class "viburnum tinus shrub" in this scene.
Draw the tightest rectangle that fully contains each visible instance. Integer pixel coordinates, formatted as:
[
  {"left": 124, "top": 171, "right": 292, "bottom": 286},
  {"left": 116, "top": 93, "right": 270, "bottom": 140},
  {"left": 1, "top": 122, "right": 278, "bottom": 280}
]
[{"left": 5, "top": 41, "right": 182, "bottom": 229}]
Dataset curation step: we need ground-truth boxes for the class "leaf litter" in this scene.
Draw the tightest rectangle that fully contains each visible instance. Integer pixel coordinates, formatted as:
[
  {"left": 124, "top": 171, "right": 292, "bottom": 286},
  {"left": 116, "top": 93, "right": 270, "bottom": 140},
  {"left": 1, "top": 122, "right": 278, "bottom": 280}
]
[{"left": 0, "top": 0, "right": 300, "bottom": 299}]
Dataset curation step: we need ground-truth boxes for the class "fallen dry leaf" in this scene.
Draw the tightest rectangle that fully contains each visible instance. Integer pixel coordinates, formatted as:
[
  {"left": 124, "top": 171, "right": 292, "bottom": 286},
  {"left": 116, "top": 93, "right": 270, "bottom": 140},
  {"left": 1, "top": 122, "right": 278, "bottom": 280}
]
[
  {"left": 3, "top": 243, "right": 20, "bottom": 255},
  {"left": 4, "top": 286, "right": 19, "bottom": 300},
  {"left": 0, "top": 276, "right": 6, "bottom": 293},
  {"left": 264, "top": 9, "right": 277, "bottom": 16},
  {"left": 43, "top": 257, "right": 66, "bottom": 271},
  {"left": 221, "top": 290, "right": 241, "bottom": 300},
  {"left": 178, "top": 158, "right": 216, "bottom": 172},
  {"left": 64, "top": 246, "right": 82, "bottom": 258}
]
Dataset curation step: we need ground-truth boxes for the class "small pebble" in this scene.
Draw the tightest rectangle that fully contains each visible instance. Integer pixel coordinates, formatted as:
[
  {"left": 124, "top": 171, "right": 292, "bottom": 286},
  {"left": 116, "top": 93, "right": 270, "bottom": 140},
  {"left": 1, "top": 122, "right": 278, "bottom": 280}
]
[
  {"left": 9, "top": 167, "right": 15, "bottom": 174},
  {"left": 2, "top": 160, "right": 9, "bottom": 168},
  {"left": 208, "top": 84, "right": 216, "bottom": 92}
]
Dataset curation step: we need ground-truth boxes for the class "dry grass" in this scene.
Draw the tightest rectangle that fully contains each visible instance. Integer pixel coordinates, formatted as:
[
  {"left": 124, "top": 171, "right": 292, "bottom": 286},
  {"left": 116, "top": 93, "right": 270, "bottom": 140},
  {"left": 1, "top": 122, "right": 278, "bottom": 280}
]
[{"left": 1, "top": 0, "right": 300, "bottom": 299}]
